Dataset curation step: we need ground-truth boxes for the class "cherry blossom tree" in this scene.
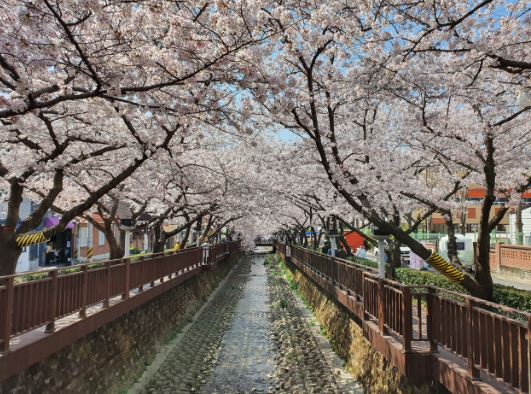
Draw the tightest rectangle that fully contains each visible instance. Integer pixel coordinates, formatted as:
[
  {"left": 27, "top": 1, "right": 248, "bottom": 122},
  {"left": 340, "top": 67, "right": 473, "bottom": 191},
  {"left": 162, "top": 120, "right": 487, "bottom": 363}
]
[
  {"left": 240, "top": 1, "right": 529, "bottom": 298},
  {"left": 0, "top": 0, "right": 281, "bottom": 274}
]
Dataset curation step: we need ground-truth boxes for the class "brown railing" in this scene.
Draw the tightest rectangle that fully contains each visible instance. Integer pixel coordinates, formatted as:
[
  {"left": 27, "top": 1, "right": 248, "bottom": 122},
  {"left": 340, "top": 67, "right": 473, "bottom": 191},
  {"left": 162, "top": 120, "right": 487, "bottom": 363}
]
[
  {"left": 278, "top": 243, "right": 531, "bottom": 393},
  {"left": 0, "top": 242, "right": 240, "bottom": 353}
]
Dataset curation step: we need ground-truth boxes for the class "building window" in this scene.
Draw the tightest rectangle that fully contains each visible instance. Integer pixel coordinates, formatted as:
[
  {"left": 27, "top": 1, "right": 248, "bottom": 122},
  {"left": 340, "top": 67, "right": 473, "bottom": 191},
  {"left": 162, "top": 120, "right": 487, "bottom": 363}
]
[
  {"left": 467, "top": 207, "right": 476, "bottom": 219},
  {"left": 79, "top": 226, "right": 88, "bottom": 247},
  {"left": 98, "top": 230, "right": 105, "bottom": 246}
]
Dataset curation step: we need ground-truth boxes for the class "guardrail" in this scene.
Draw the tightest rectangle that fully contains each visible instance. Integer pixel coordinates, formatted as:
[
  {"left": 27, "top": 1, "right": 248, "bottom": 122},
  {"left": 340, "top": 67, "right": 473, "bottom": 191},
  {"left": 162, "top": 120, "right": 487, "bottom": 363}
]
[
  {"left": 0, "top": 241, "right": 240, "bottom": 354},
  {"left": 279, "top": 243, "right": 530, "bottom": 393}
]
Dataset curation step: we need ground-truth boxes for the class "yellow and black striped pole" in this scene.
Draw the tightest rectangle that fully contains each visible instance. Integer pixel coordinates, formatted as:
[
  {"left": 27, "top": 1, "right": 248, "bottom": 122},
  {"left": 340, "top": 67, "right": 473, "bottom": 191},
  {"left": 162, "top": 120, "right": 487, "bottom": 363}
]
[
  {"left": 87, "top": 247, "right": 94, "bottom": 262},
  {"left": 16, "top": 232, "right": 48, "bottom": 247},
  {"left": 426, "top": 252, "right": 465, "bottom": 283}
]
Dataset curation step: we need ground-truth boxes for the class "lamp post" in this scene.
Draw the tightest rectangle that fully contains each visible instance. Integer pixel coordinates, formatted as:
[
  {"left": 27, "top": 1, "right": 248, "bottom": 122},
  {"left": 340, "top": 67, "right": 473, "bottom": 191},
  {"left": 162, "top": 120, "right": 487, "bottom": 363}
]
[{"left": 120, "top": 218, "right": 135, "bottom": 257}]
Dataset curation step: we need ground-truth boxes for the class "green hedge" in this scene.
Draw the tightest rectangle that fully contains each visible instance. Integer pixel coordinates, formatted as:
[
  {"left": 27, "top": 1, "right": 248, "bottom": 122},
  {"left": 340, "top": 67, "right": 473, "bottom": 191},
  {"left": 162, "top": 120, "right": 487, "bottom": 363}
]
[
  {"left": 395, "top": 268, "right": 531, "bottom": 313},
  {"left": 492, "top": 285, "right": 531, "bottom": 314},
  {"left": 346, "top": 256, "right": 378, "bottom": 270},
  {"left": 395, "top": 268, "right": 468, "bottom": 294}
]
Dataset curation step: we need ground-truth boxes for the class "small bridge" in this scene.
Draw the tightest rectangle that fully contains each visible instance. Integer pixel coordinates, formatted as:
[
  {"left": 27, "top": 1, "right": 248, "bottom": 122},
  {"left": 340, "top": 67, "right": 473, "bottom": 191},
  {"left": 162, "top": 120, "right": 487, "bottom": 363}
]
[
  {"left": 254, "top": 238, "right": 275, "bottom": 247},
  {"left": 253, "top": 237, "right": 276, "bottom": 254}
]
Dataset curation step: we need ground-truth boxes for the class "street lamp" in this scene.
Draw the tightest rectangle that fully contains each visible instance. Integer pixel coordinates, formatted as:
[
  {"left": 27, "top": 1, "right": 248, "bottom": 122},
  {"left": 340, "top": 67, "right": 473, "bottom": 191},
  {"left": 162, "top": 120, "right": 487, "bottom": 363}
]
[
  {"left": 119, "top": 218, "right": 136, "bottom": 257},
  {"left": 372, "top": 225, "right": 390, "bottom": 279}
]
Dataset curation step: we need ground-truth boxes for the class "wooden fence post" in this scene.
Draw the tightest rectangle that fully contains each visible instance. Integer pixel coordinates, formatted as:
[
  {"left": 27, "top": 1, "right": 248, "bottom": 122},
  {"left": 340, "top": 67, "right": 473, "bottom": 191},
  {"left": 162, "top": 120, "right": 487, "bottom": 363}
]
[
  {"left": 136, "top": 255, "right": 144, "bottom": 291},
  {"left": 123, "top": 259, "right": 130, "bottom": 300},
  {"left": 151, "top": 255, "right": 156, "bottom": 287},
  {"left": 103, "top": 261, "right": 111, "bottom": 308},
  {"left": 0, "top": 277, "right": 14, "bottom": 352},
  {"left": 402, "top": 286, "right": 412, "bottom": 352},
  {"left": 466, "top": 298, "right": 480, "bottom": 379},
  {"left": 362, "top": 272, "right": 367, "bottom": 319},
  {"left": 79, "top": 265, "right": 88, "bottom": 318},
  {"left": 426, "top": 287, "right": 438, "bottom": 352},
  {"left": 378, "top": 279, "right": 386, "bottom": 334},
  {"left": 45, "top": 270, "right": 58, "bottom": 333}
]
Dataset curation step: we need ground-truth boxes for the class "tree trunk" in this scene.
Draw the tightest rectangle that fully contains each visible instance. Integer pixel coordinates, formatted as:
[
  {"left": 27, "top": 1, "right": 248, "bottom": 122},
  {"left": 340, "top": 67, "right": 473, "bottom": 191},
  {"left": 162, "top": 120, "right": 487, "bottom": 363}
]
[
  {"left": 107, "top": 233, "right": 124, "bottom": 260},
  {"left": 153, "top": 223, "right": 165, "bottom": 253},
  {"left": 302, "top": 230, "right": 308, "bottom": 247},
  {"left": 1, "top": 182, "right": 24, "bottom": 275},
  {"left": 338, "top": 222, "right": 352, "bottom": 256},
  {"left": 102, "top": 218, "right": 124, "bottom": 260},
  {"left": 474, "top": 227, "right": 494, "bottom": 300},
  {"left": 181, "top": 224, "right": 191, "bottom": 248},
  {"left": 446, "top": 218, "right": 461, "bottom": 265},
  {"left": 0, "top": 231, "right": 22, "bottom": 275},
  {"left": 194, "top": 219, "right": 202, "bottom": 246},
  {"left": 338, "top": 234, "right": 352, "bottom": 257},
  {"left": 310, "top": 225, "right": 318, "bottom": 249},
  {"left": 385, "top": 239, "right": 400, "bottom": 279}
]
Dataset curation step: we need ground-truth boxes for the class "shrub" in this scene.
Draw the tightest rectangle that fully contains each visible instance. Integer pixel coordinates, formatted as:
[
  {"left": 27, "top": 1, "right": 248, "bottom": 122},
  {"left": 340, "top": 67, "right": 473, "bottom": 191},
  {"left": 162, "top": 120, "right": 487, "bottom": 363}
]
[
  {"left": 492, "top": 285, "right": 531, "bottom": 313},
  {"left": 395, "top": 268, "right": 468, "bottom": 294},
  {"left": 346, "top": 256, "right": 378, "bottom": 270}
]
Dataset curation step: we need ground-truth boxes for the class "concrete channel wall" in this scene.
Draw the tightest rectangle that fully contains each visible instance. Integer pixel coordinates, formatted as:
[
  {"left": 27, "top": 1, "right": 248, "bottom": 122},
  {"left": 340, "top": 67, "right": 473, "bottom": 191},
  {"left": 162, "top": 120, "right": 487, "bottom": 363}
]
[{"left": 0, "top": 254, "right": 240, "bottom": 394}]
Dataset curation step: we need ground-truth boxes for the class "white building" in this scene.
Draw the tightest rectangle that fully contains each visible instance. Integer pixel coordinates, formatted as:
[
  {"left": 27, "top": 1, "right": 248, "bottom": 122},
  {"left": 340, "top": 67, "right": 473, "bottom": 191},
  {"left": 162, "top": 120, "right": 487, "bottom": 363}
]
[{"left": 509, "top": 207, "right": 531, "bottom": 246}]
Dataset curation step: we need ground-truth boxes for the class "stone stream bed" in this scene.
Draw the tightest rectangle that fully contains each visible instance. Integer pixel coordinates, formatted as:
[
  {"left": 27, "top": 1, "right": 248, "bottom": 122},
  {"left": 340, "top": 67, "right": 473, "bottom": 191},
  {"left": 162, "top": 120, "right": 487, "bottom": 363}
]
[{"left": 129, "top": 255, "right": 361, "bottom": 394}]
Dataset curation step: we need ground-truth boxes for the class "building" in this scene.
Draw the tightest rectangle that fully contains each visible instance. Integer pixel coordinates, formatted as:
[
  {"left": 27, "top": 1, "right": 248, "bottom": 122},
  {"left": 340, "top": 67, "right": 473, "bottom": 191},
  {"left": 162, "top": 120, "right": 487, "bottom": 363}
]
[
  {"left": 424, "top": 187, "right": 531, "bottom": 236},
  {"left": 0, "top": 198, "right": 75, "bottom": 272}
]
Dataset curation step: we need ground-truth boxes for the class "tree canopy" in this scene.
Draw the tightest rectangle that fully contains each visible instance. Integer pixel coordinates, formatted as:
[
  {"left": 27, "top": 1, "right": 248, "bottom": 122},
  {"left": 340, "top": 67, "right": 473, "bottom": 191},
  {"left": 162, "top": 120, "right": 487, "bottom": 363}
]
[{"left": 1, "top": 0, "right": 529, "bottom": 298}]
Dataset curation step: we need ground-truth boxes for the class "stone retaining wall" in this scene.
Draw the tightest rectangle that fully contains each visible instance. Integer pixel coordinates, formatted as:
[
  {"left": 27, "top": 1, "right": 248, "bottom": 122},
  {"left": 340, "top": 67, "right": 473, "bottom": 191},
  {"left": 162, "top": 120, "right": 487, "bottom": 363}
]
[
  {"left": 0, "top": 255, "right": 239, "bottom": 394},
  {"left": 280, "top": 257, "right": 445, "bottom": 394}
]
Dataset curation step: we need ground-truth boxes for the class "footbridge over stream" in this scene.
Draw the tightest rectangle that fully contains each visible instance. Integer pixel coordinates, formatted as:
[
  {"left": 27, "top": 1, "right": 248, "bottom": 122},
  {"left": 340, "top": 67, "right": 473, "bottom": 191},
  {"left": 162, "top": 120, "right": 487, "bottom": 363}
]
[{"left": 0, "top": 241, "right": 529, "bottom": 393}]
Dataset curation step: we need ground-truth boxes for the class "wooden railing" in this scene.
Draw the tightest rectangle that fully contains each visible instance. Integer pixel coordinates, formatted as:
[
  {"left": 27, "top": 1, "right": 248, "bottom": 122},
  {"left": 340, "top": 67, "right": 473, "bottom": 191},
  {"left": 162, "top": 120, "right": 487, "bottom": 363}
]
[
  {"left": 278, "top": 243, "right": 530, "bottom": 393},
  {"left": 0, "top": 241, "right": 240, "bottom": 353}
]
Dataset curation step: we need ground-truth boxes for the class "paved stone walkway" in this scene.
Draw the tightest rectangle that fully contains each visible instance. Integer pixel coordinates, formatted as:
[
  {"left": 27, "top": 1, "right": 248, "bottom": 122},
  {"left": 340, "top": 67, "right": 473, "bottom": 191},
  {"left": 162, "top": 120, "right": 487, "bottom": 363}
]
[
  {"left": 130, "top": 255, "right": 361, "bottom": 394},
  {"left": 202, "top": 257, "right": 274, "bottom": 393}
]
